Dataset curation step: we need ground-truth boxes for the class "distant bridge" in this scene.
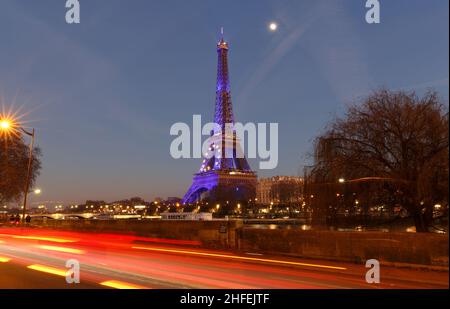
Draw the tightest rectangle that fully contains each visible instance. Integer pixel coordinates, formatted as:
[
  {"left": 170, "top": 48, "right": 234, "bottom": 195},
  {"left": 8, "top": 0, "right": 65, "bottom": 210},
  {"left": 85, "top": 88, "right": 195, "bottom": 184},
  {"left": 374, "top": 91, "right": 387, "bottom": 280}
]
[{"left": 29, "top": 213, "right": 95, "bottom": 220}]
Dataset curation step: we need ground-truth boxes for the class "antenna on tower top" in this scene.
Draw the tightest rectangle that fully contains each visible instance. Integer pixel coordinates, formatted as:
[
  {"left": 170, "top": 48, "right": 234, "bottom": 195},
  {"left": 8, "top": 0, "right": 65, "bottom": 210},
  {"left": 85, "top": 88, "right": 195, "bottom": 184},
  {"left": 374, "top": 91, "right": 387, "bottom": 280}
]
[{"left": 217, "top": 27, "right": 228, "bottom": 49}]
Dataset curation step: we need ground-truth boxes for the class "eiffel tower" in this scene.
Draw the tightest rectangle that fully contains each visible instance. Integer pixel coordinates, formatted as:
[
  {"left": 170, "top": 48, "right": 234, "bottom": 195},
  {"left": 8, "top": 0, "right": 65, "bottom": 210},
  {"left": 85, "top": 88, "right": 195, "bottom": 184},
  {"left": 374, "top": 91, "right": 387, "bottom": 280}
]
[{"left": 182, "top": 32, "right": 257, "bottom": 204}]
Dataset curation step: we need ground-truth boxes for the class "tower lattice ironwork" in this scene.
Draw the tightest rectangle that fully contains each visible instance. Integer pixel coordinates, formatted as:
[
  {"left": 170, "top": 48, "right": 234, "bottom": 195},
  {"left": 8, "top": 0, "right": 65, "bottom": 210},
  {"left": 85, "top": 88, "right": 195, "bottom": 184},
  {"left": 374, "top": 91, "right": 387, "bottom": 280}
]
[{"left": 182, "top": 33, "right": 257, "bottom": 204}]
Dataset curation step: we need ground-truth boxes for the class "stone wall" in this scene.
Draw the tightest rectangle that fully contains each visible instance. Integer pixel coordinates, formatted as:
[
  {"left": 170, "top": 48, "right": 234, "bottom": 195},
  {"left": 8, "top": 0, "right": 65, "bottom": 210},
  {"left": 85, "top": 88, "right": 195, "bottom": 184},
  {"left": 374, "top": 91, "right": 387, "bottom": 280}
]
[
  {"left": 238, "top": 228, "right": 449, "bottom": 266},
  {"left": 28, "top": 219, "right": 448, "bottom": 266}
]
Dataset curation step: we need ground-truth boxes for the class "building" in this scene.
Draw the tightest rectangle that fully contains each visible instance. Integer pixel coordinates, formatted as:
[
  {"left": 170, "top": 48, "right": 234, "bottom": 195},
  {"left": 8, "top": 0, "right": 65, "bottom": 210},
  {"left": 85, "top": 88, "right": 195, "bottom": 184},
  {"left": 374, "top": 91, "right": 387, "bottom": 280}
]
[
  {"left": 257, "top": 176, "right": 304, "bottom": 205},
  {"left": 182, "top": 32, "right": 257, "bottom": 204},
  {"left": 160, "top": 212, "right": 213, "bottom": 221}
]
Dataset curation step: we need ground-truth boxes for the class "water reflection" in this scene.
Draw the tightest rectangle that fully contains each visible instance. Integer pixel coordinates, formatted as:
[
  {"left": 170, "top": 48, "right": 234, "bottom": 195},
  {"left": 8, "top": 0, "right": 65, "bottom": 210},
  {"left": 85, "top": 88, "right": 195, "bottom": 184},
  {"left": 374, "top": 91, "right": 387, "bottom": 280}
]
[
  {"left": 248, "top": 224, "right": 313, "bottom": 230},
  {"left": 244, "top": 223, "right": 445, "bottom": 233}
]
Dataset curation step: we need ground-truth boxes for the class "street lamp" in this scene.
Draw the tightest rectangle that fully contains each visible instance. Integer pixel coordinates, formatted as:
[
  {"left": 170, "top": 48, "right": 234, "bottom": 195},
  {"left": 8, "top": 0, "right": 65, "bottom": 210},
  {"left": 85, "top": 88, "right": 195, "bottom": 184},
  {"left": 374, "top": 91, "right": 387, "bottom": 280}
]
[
  {"left": 0, "top": 117, "right": 36, "bottom": 223},
  {"left": 338, "top": 178, "right": 345, "bottom": 183}
]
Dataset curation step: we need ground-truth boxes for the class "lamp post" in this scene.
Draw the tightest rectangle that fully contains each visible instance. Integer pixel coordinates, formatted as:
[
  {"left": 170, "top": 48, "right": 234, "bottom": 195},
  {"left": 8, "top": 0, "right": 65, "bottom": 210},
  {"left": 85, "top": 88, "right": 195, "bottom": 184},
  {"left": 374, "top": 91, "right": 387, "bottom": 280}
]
[
  {"left": 0, "top": 118, "right": 36, "bottom": 223},
  {"left": 19, "top": 127, "right": 35, "bottom": 223}
]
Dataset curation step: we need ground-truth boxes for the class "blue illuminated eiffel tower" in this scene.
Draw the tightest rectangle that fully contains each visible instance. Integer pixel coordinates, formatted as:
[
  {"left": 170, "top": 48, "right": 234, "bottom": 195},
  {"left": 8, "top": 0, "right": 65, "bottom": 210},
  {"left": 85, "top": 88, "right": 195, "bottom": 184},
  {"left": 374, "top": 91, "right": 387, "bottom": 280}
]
[{"left": 182, "top": 32, "right": 257, "bottom": 204}]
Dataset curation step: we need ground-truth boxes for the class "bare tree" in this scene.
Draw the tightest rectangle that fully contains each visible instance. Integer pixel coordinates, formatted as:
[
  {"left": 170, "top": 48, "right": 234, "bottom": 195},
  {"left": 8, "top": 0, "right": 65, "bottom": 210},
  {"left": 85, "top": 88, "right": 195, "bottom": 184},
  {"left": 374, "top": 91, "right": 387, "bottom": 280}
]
[
  {"left": 311, "top": 89, "right": 448, "bottom": 232},
  {"left": 270, "top": 180, "right": 302, "bottom": 206},
  {"left": 0, "top": 136, "right": 42, "bottom": 204}
]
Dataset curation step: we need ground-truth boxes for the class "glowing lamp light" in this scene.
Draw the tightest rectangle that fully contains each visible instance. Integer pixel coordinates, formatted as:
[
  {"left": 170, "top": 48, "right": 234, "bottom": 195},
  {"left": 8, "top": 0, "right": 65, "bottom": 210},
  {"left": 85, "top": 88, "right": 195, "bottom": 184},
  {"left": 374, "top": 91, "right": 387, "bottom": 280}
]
[
  {"left": 338, "top": 178, "right": 345, "bottom": 183},
  {"left": 0, "top": 120, "right": 11, "bottom": 130}
]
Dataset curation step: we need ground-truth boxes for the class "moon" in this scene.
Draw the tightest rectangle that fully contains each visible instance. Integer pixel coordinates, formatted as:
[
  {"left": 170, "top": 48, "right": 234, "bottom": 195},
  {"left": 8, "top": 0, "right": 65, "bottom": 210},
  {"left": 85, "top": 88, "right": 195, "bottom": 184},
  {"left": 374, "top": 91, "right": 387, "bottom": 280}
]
[{"left": 269, "top": 22, "right": 278, "bottom": 32}]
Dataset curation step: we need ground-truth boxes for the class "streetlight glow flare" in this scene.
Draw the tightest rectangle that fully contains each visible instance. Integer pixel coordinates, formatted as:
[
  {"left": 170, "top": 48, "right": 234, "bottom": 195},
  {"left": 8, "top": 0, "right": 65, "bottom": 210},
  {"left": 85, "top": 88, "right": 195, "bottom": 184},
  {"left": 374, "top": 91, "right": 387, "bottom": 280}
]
[
  {"left": 0, "top": 120, "right": 11, "bottom": 130},
  {"left": 0, "top": 116, "right": 20, "bottom": 139}
]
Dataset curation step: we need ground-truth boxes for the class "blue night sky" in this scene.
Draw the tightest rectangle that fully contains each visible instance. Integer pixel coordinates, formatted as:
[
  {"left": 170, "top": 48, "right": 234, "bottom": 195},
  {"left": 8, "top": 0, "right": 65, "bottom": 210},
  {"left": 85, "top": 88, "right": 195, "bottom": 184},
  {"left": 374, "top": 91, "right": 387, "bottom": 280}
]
[{"left": 0, "top": 0, "right": 448, "bottom": 204}]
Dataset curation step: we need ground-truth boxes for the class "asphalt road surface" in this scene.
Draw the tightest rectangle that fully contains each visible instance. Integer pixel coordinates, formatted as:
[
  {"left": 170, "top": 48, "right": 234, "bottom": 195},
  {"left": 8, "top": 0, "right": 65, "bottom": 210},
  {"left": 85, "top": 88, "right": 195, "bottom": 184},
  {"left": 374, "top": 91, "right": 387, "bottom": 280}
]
[{"left": 0, "top": 226, "right": 448, "bottom": 289}]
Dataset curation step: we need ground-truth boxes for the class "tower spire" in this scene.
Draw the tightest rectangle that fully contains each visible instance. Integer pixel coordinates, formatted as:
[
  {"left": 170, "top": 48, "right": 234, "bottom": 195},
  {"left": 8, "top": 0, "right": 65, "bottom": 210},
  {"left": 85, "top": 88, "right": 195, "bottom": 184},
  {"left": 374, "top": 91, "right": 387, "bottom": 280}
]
[
  {"left": 217, "top": 28, "right": 228, "bottom": 50},
  {"left": 215, "top": 28, "right": 233, "bottom": 126}
]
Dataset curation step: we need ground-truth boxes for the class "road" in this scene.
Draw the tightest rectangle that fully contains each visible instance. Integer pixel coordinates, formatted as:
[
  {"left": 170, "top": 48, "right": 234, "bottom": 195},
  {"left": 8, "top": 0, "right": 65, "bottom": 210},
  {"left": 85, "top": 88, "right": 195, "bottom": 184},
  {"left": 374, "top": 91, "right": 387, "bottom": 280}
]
[{"left": 0, "top": 226, "right": 448, "bottom": 289}]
